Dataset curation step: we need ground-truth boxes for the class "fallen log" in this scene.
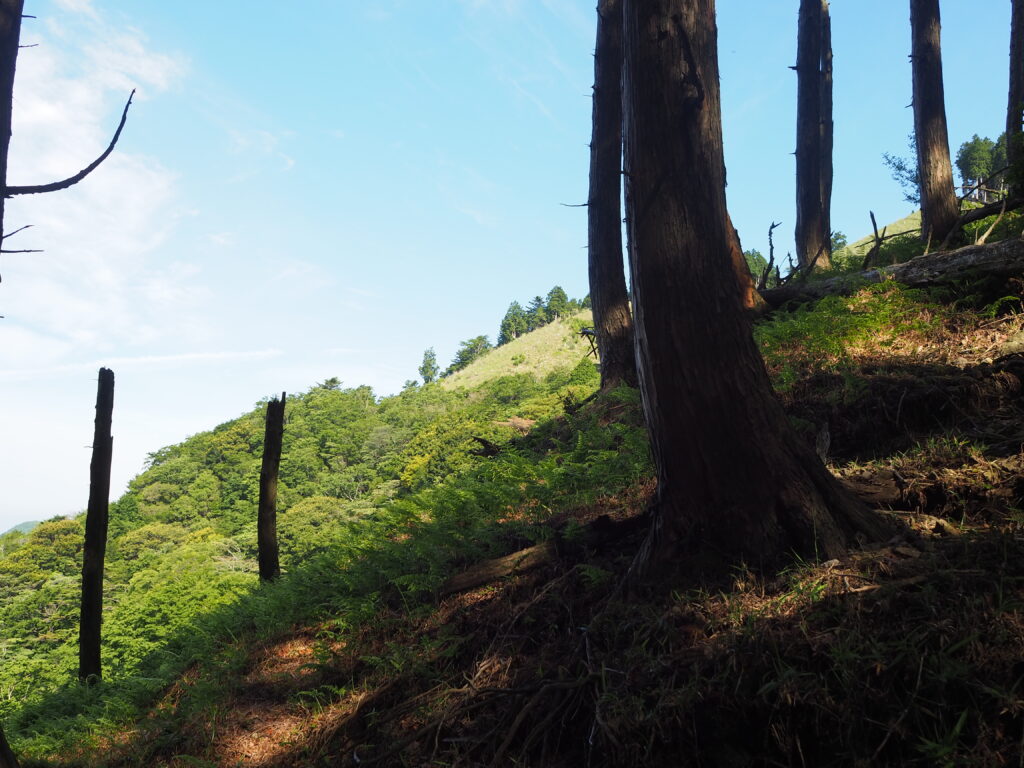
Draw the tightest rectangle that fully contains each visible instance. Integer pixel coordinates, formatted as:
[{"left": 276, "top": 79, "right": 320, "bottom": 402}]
[{"left": 762, "top": 236, "right": 1024, "bottom": 308}]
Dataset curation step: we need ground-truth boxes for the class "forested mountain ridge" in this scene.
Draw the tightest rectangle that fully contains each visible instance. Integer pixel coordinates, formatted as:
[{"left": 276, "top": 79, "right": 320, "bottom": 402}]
[{"left": 6, "top": 272, "right": 1024, "bottom": 765}]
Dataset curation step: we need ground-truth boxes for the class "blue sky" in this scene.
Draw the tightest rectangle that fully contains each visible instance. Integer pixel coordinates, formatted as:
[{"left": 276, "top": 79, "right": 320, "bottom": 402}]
[{"left": 0, "top": 0, "right": 1011, "bottom": 529}]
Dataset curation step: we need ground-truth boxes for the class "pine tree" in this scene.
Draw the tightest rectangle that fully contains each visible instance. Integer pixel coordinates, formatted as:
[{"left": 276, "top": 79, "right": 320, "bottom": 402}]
[
  {"left": 525, "top": 296, "right": 548, "bottom": 331},
  {"left": 544, "top": 286, "right": 571, "bottom": 320},
  {"left": 497, "top": 301, "right": 528, "bottom": 345}
]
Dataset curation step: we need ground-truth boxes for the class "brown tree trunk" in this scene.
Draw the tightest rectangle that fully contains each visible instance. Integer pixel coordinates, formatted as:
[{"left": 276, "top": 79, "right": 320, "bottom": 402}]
[
  {"left": 79, "top": 367, "right": 113, "bottom": 683},
  {"left": 258, "top": 393, "right": 285, "bottom": 582},
  {"left": 795, "top": 0, "right": 832, "bottom": 270},
  {"left": 0, "top": 725, "right": 19, "bottom": 768},
  {"left": 911, "top": 0, "right": 959, "bottom": 245},
  {"left": 762, "top": 235, "right": 1024, "bottom": 307},
  {"left": 820, "top": 1, "right": 833, "bottom": 261},
  {"left": 1009, "top": 0, "right": 1024, "bottom": 198},
  {"left": 587, "top": 0, "right": 637, "bottom": 390},
  {"left": 725, "top": 214, "right": 767, "bottom": 313},
  {"left": 0, "top": 0, "right": 23, "bottom": 247},
  {"left": 621, "top": 0, "right": 887, "bottom": 571}
]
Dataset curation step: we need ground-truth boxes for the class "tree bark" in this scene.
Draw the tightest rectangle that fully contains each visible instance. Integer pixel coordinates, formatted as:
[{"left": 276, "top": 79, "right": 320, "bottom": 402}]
[
  {"left": 621, "top": 0, "right": 887, "bottom": 571},
  {"left": 727, "top": 212, "right": 768, "bottom": 313},
  {"left": 820, "top": 1, "right": 833, "bottom": 262},
  {"left": 79, "top": 367, "right": 113, "bottom": 683},
  {"left": 911, "top": 0, "right": 959, "bottom": 245},
  {"left": 0, "top": 725, "right": 19, "bottom": 768},
  {"left": 795, "top": 0, "right": 832, "bottom": 270},
  {"left": 1009, "top": 0, "right": 1024, "bottom": 199},
  {"left": 762, "top": 236, "right": 1024, "bottom": 307},
  {"left": 587, "top": 0, "right": 637, "bottom": 390},
  {"left": 0, "top": 0, "right": 23, "bottom": 247},
  {"left": 258, "top": 393, "right": 285, "bottom": 582}
]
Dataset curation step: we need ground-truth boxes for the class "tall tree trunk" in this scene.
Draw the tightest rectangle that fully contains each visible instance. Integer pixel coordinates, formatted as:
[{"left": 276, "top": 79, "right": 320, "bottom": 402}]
[
  {"left": 1009, "top": 0, "right": 1024, "bottom": 199},
  {"left": 79, "top": 367, "right": 114, "bottom": 683},
  {"left": 820, "top": 1, "right": 833, "bottom": 259},
  {"left": 0, "top": 725, "right": 19, "bottom": 768},
  {"left": 795, "top": 0, "right": 832, "bottom": 269},
  {"left": 911, "top": 0, "right": 959, "bottom": 245},
  {"left": 587, "top": 0, "right": 637, "bottom": 390},
  {"left": 0, "top": 0, "right": 23, "bottom": 247},
  {"left": 258, "top": 393, "right": 285, "bottom": 582},
  {"left": 621, "top": 0, "right": 888, "bottom": 571}
]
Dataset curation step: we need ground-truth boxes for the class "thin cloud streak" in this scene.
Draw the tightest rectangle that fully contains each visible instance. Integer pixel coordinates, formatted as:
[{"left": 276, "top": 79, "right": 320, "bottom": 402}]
[{"left": 0, "top": 349, "right": 284, "bottom": 382}]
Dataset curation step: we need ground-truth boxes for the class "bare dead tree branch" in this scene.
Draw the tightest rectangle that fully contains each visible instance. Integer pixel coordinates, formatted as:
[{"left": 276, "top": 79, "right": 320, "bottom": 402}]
[
  {"left": 938, "top": 195, "right": 1024, "bottom": 251},
  {"left": 2, "top": 223, "right": 29, "bottom": 239},
  {"left": 6, "top": 89, "right": 133, "bottom": 196},
  {"left": 0, "top": 247, "right": 40, "bottom": 253},
  {"left": 757, "top": 221, "right": 781, "bottom": 290}
]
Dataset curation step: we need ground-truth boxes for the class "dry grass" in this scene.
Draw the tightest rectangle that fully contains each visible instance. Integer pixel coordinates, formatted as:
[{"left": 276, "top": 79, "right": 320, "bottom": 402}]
[{"left": 441, "top": 311, "right": 594, "bottom": 391}]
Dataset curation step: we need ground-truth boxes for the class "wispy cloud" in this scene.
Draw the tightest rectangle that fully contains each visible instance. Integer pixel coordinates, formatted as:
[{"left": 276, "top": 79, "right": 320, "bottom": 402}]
[
  {"left": 0, "top": 5, "right": 211, "bottom": 376},
  {"left": 0, "top": 349, "right": 284, "bottom": 382}
]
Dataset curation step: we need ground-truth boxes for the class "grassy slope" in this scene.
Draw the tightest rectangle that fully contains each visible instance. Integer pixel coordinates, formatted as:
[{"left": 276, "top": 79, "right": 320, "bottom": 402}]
[
  {"left": 441, "top": 310, "right": 593, "bottom": 390},
  {"left": 12, "top": 273, "right": 1024, "bottom": 766},
  {"left": 835, "top": 209, "right": 922, "bottom": 262}
]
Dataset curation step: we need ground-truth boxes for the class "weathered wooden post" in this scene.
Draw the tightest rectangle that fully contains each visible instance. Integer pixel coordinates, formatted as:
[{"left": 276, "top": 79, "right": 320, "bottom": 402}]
[
  {"left": 0, "top": 723, "right": 21, "bottom": 768},
  {"left": 79, "top": 367, "right": 113, "bottom": 683},
  {"left": 258, "top": 392, "right": 284, "bottom": 582}
]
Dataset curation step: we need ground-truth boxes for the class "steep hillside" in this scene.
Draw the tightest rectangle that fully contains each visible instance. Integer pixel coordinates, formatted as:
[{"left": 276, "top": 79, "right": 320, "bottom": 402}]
[
  {"left": 442, "top": 311, "right": 594, "bottom": 391},
  {"left": 7, "top": 271, "right": 1024, "bottom": 766}
]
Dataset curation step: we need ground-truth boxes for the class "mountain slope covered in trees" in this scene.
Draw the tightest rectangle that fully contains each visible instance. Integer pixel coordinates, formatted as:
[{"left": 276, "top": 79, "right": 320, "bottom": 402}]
[{"left": 5, "top": 270, "right": 1024, "bottom": 765}]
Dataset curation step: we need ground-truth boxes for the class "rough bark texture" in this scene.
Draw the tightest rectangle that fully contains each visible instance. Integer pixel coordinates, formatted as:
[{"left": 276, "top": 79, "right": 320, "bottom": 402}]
[
  {"left": 1009, "top": 0, "right": 1024, "bottom": 199},
  {"left": 0, "top": 0, "right": 23, "bottom": 247},
  {"left": 258, "top": 393, "right": 285, "bottom": 582},
  {"left": 911, "top": 0, "right": 959, "bottom": 245},
  {"left": 820, "top": 1, "right": 833, "bottom": 260},
  {"left": 79, "top": 367, "right": 114, "bottom": 683},
  {"left": 587, "top": 0, "right": 637, "bottom": 390},
  {"left": 762, "top": 236, "right": 1024, "bottom": 307},
  {"left": 621, "top": 0, "right": 887, "bottom": 570},
  {"left": 727, "top": 213, "right": 767, "bottom": 313},
  {"left": 795, "top": 0, "right": 832, "bottom": 270},
  {"left": 0, "top": 725, "right": 19, "bottom": 768}
]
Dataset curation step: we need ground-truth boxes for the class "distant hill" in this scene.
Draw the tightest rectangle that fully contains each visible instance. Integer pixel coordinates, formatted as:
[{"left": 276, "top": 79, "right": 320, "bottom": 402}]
[
  {"left": 441, "top": 310, "right": 594, "bottom": 390},
  {"left": 835, "top": 210, "right": 922, "bottom": 263},
  {"left": 2, "top": 520, "right": 38, "bottom": 536}
]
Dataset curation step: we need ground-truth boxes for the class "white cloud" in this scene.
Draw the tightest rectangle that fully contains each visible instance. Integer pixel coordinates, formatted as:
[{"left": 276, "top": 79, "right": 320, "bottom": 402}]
[
  {"left": 52, "top": 0, "right": 98, "bottom": 19},
  {"left": 2, "top": 8, "right": 192, "bottom": 356},
  {"left": 0, "top": 348, "right": 284, "bottom": 383}
]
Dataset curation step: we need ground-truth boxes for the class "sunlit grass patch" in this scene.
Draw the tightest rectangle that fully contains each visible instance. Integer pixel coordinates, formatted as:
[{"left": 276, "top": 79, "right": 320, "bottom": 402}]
[{"left": 756, "top": 283, "right": 945, "bottom": 389}]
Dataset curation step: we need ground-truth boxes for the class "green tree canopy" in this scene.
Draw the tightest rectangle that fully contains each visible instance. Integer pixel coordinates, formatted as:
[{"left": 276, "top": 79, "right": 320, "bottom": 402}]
[
  {"left": 544, "top": 286, "right": 571, "bottom": 320},
  {"left": 525, "top": 296, "right": 548, "bottom": 331},
  {"left": 418, "top": 348, "right": 439, "bottom": 384},
  {"left": 444, "top": 336, "right": 492, "bottom": 376},
  {"left": 497, "top": 301, "right": 528, "bottom": 345},
  {"left": 955, "top": 134, "right": 996, "bottom": 188}
]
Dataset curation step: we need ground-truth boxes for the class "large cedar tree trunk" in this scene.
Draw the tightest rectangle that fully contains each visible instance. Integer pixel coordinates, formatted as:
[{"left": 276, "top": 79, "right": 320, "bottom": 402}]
[
  {"left": 794, "top": 0, "right": 832, "bottom": 270},
  {"left": 587, "top": 0, "right": 637, "bottom": 390},
  {"left": 621, "top": 0, "right": 888, "bottom": 570},
  {"left": 258, "top": 393, "right": 285, "bottom": 582},
  {"left": 1009, "top": 0, "right": 1024, "bottom": 198},
  {"left": 0, "top": 725, "right": 18, "bottom": 768},
  {"left": 911, "top": 0, "right": 959, "bottom": 245},
  {"left": 79, "top": 367, "right": 113, "bottom": 683},
  {"left": 0, "top": 0, "right": 22, "bottom": 246}
]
